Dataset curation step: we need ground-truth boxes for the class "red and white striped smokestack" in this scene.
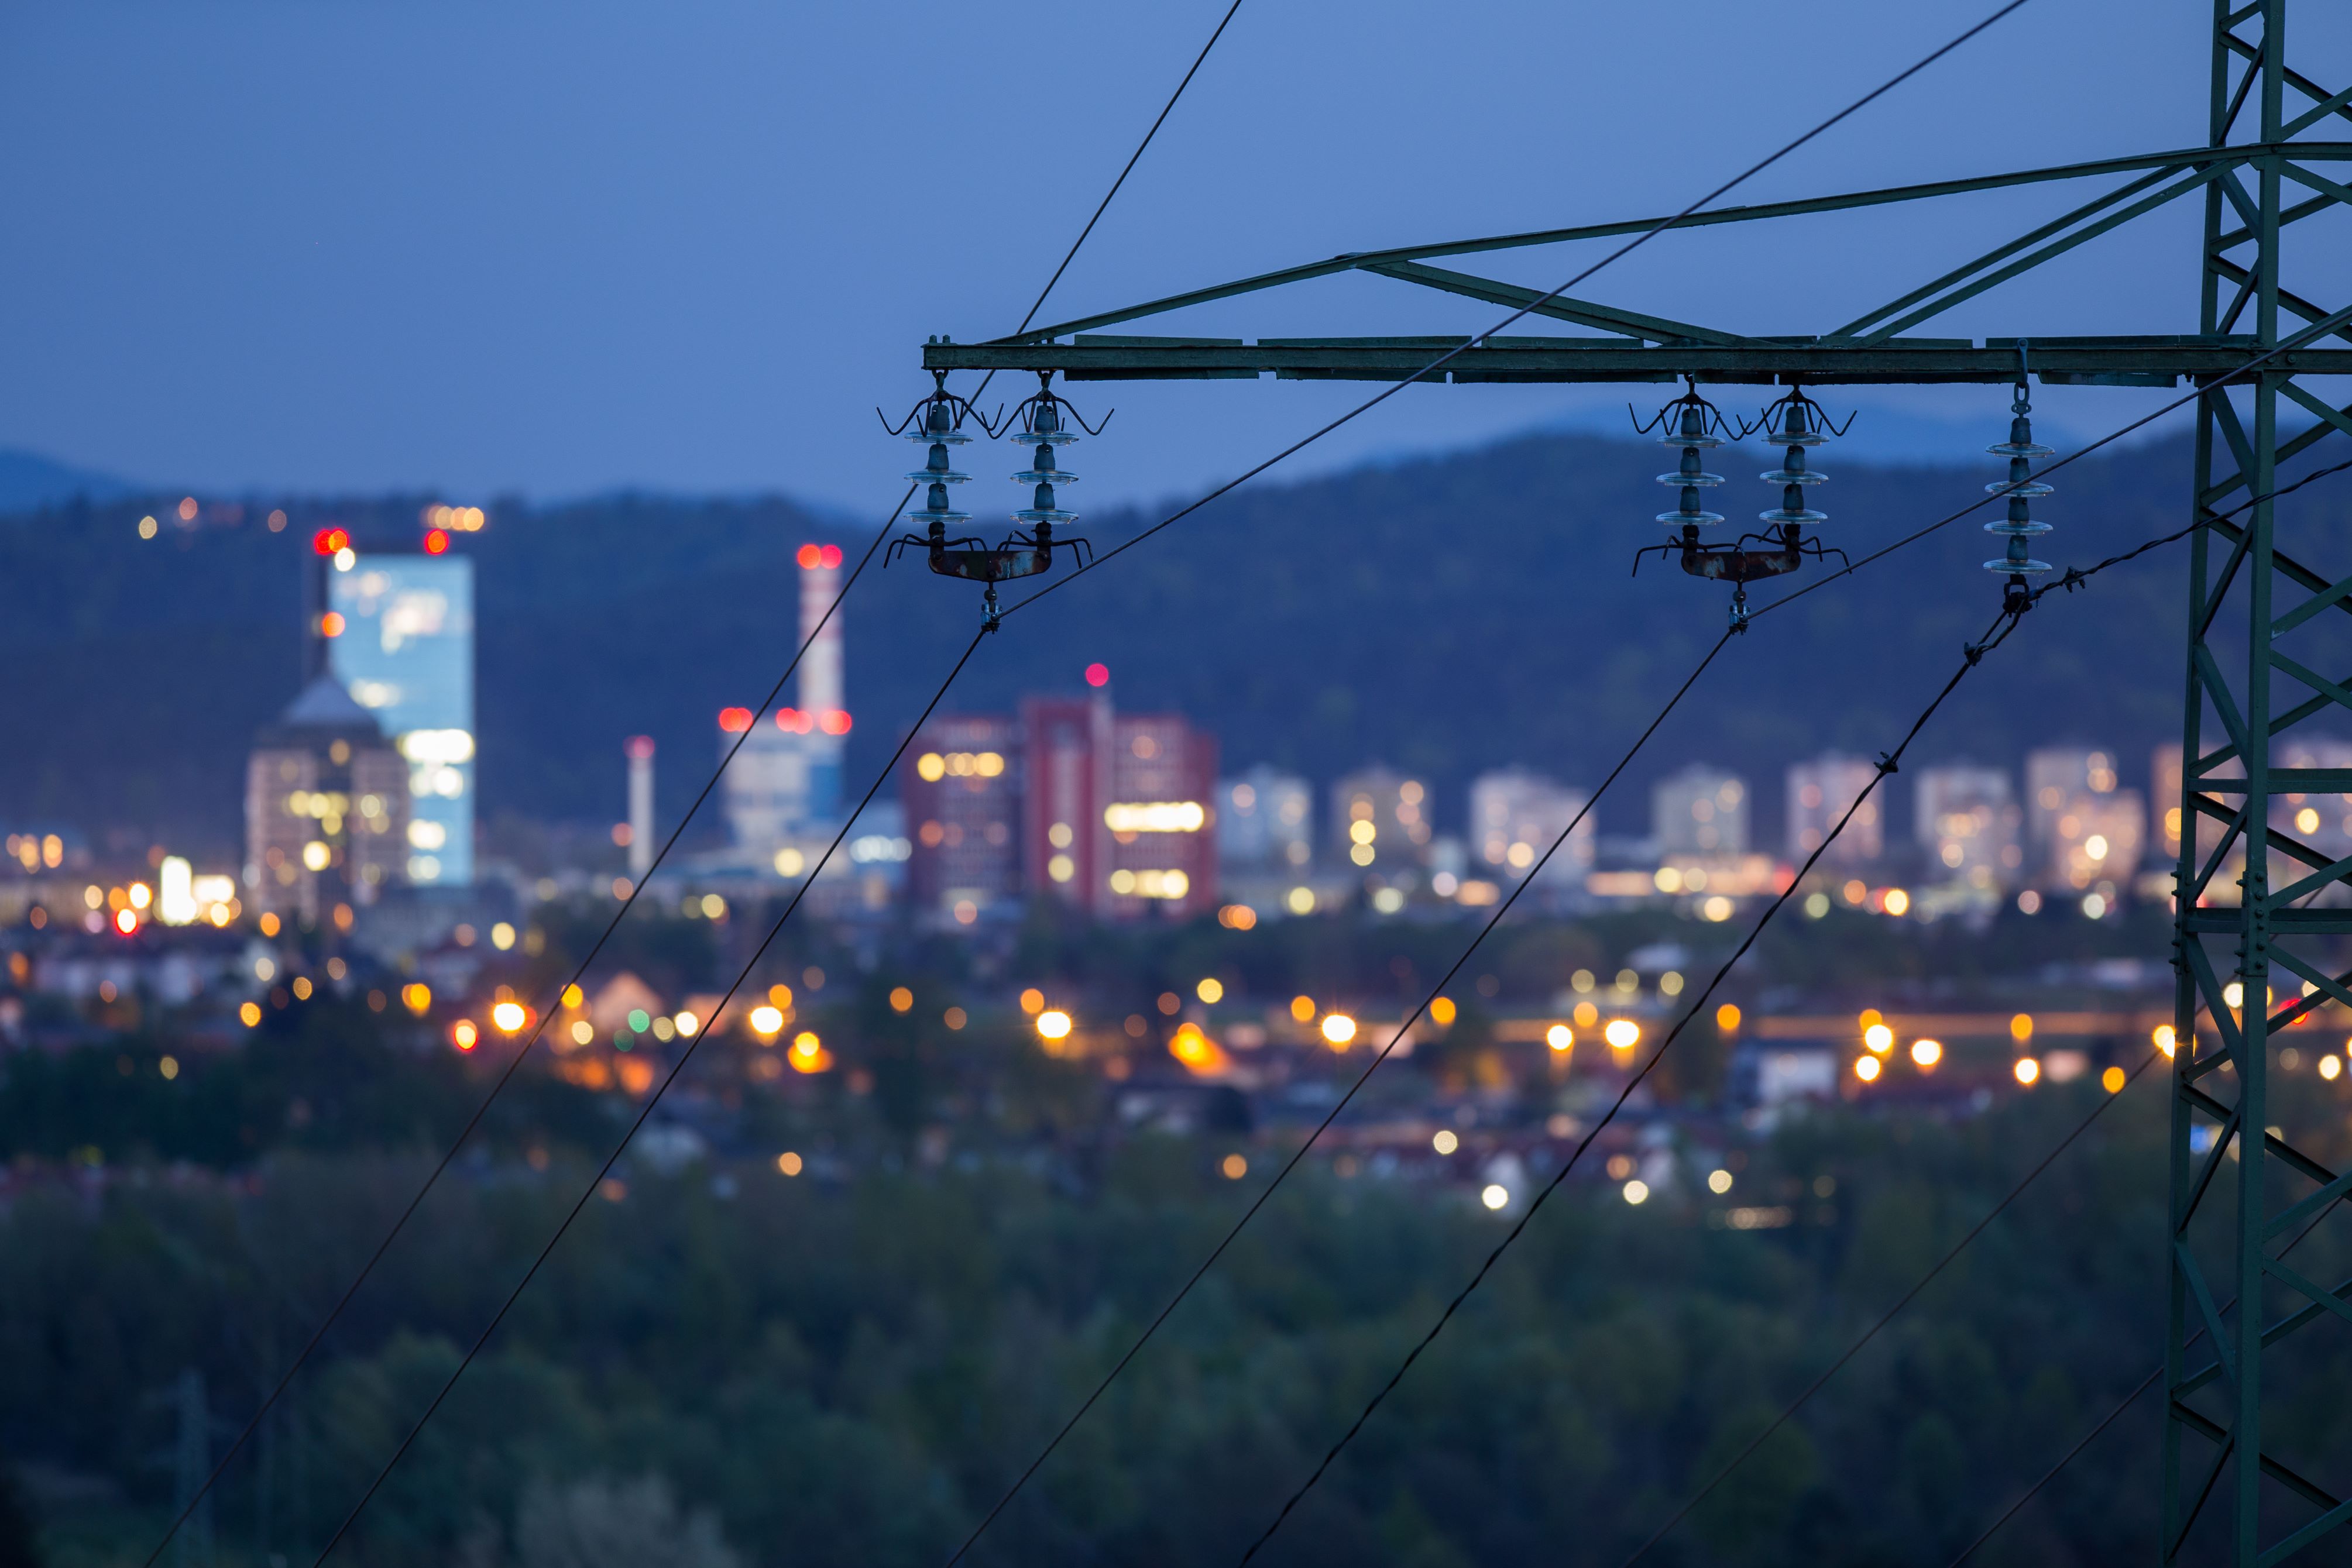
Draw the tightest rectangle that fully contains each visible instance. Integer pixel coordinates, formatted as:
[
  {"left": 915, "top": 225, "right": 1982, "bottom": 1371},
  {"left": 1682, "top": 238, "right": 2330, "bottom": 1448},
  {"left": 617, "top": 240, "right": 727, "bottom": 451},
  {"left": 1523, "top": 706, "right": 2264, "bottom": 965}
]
[{"left": 795, "top": 544, "right": 843, "bottom": 722}]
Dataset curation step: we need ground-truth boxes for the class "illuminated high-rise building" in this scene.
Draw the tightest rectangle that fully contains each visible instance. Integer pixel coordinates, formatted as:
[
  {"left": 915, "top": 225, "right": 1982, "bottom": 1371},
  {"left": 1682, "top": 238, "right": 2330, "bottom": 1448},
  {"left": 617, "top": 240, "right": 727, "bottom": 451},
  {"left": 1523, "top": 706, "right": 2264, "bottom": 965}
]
[
  {"left": 1101, "top": 712, "right": 1217, "bottom": 918},
  {"left": 1915, "top": 763, "right": 2020, "bottom": 890},
  {"left": 2025, "top": 747, "right": 2117, "bottom": 857},
  {"left": 1023, "top": 693, "right": 1114, "bottom": 907},
  {"left": 1653, "top": 765, "right": 1747, "bottom": 858},
  {"left": 898, "top": 681, "right": 1218, "bottom": 925},
  {"left": 329, "top": 552, "right": 476, "bottom": 887},
  {"left": 1218, "top": 766, "right": 1313, "bottom": 873},
  {"left": 2025, "top": 745, "right": 2141, "bottom": 891},
  {"left": 1329, "top": 766, "right": 1432, "bottom": 870},
  {"left": 1786, "top": 754, "right": 1881, "bottom": 865},
  {"left": 1468, "top": 768, "right": 1592, "bottom": 886},
  {"left": 1019, "top": 694, "right": 1217, "bottom": 919},
  {"left": 902, "top": 716, "right": 1021, "bottom": 922},
  {"left": 245, "top": 675, "right": 409, "bottom": 925},
  {"left": 722, "top": 544, "right": 850, "bottom": 871}
]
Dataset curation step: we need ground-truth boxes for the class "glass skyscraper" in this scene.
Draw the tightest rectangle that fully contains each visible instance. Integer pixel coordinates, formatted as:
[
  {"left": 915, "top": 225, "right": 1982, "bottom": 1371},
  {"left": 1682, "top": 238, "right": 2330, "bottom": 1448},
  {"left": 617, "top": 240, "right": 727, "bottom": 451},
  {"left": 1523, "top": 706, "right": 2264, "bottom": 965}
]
[{"left": 329, "top": 554, "right": 475, "bottom": 887}]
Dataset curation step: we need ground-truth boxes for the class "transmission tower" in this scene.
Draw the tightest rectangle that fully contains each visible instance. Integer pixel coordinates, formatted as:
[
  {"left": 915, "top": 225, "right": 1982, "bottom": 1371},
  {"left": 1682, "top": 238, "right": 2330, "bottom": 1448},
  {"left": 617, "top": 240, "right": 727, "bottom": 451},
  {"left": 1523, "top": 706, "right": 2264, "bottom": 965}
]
[{"left": 914, "top": 3, "right": 2352, "bottom": 1560}]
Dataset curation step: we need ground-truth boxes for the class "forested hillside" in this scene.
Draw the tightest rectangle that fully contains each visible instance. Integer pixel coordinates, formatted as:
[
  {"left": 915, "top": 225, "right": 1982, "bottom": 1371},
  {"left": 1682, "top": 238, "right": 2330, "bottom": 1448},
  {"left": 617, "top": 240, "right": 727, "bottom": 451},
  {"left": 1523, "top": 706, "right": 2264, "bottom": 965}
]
[{"left": 3, "top": 428, "right": 2346, "bottom": 854}]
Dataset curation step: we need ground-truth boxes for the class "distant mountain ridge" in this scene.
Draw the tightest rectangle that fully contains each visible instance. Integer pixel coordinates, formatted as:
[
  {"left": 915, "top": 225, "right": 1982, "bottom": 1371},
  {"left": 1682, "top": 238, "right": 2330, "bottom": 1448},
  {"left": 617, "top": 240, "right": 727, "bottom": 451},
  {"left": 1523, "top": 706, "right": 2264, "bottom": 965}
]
[
  {"left": 0, "top": 428, "right": 2346, "bottom": 860},
  {"left": 0, "top": 449, "right": 132, "bottom": 511}
]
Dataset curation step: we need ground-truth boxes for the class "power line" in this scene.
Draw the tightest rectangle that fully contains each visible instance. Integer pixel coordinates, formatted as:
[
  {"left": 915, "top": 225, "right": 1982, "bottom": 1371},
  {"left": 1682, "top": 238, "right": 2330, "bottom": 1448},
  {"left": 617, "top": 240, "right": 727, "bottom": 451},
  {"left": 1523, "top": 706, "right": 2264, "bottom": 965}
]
[
  {"left": 938, "top": 628, "right": 1737, "bottom": 1568},
  {"left": 1619, "top": 1048, "right": 2162, "bottom": 1567},
  {"left": 1613, "top": 449, "right": 2352, "bottom": 1563},
  {"left": 309, "top": 624, "right": 994, "bottom": 1567},
  {"left": 949, "top": 186, "right": 2352, "bottom": 1568},
  {"left": 999, "top": 0, "right": 2034, "bottom": 621},
  {"left": 936, "top": 11, "right": 2037, "bottom": 1557},
  {"left": 1233, "top": 598, "right": 2024, "bottom": 1565},
  {"left": 1232, "top": 446, "right": 2352, "bottom": 1562},
  {"left": 159, "top": 9, "right": 1248, "bottom": 1548},
  {"left": 1948, "top": 1185, "right": 2352, "bottom": 1566},
  {"left": 133, "top": 482, "right": 916, "bottom": 1568},
  {"left": 1955, "top": 1365, "right": 2160, "bottom": 1565},
  {"left": 978, "top": 0, "right": 1246, "bottom": 400},
  {"left": 949, "top": 334, "right": 2323, "bottom": 1568}
]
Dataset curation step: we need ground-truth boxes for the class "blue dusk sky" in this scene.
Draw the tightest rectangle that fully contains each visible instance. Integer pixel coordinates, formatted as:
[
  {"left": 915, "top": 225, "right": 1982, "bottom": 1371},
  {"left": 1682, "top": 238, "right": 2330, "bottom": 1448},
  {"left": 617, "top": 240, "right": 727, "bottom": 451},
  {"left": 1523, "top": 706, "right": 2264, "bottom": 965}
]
[{"left": 0, "top": 2, "right": 2341, "bottom": 513}]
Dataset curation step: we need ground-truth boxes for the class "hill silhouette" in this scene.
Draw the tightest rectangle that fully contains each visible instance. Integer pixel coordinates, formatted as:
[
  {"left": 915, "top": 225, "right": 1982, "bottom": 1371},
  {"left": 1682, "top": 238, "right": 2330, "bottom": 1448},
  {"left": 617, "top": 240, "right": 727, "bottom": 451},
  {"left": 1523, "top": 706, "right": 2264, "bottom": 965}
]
[{"left": 2, "top": 428, "right": 2346, "bottom": 859}]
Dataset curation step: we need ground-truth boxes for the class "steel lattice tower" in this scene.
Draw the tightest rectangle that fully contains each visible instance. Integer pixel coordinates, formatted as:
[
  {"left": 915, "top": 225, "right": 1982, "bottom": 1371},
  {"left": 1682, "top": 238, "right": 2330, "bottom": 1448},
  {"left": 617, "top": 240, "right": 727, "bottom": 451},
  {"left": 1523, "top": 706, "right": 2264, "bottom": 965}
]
[
  {"left": 919, "top": 4, "right": 2351, "bottom": 1558},
  {"left": 2166, "top": 5, "right": 2352, "bottom": 1562}
]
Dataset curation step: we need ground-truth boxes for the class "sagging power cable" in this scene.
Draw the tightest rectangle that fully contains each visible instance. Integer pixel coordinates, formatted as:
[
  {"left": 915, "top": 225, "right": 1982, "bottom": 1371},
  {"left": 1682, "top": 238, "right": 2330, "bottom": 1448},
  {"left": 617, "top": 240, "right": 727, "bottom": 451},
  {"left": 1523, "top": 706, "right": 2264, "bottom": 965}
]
[
  {"left": 1239, "top": 449, "right": 2352, "bottom": 1564},
  {"left": 1945, "top": 1193, "right": 2352, "bottom": 1568},
  {"left": 290, "top": 8, "right": 1256, "bottom": 1546},
  {"left": 939, "top": 11, "right": 2038, "bottom": 1559},
  {"left": 1618, "top": 1048, "right": 2161, "bottom": 1566},
  {"left": 938, "top": 628, "right": 1737, "bottom": 1567},
  {"left": 1000, "top": 0, "right": 2035, "bottom": 623},
  {"left": 309, "top": 625, "right": 993, "bottom": 1566},
  {"left": 133, "top": 481, "right": 916, "bottom": 1568},
  {"left": 973, "top": 0, "right": 1247, "bottom": 408},
  {"left": 1234, "top": 597, "right": 2025, "bottom": 1564},
  {"left": 1618, "top": 451, "right": 2352, "bottom": 1563}
]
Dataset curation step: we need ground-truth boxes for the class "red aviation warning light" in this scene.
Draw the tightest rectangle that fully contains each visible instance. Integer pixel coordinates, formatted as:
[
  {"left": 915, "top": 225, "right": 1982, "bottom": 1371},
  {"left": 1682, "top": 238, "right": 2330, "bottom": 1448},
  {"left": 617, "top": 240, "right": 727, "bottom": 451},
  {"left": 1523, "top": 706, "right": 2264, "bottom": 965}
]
[
  {"left": 1085, "top": 662, "right": 1110, "bottom": 688},
  {"left": 820, "top": 544, "right": 842, "bottom": 568},
  {"left": 424, "top": 528, "right": 451, "bottom": 555},
  {"left": 718, "top": 707, "right": 754, "bottom": 733},
  {"left": 774, "top": 707, "right": 850, "bottom": 735},
  {"left": 311, "top": 527, "right": 351, "bottom": 556},
  {"left": 795, "top": 543, "right": 843, "bottom": 569}
]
